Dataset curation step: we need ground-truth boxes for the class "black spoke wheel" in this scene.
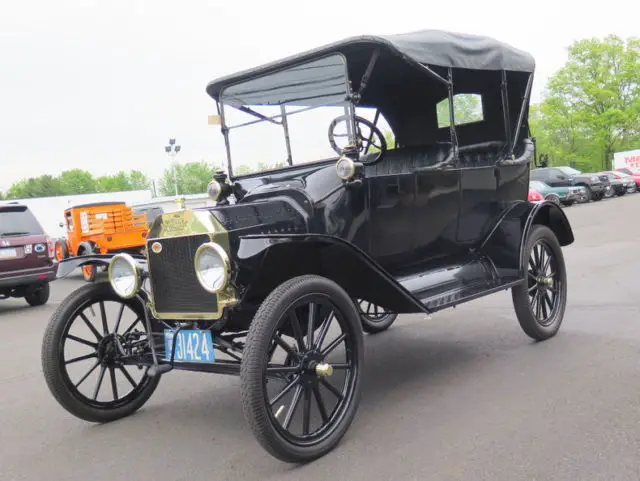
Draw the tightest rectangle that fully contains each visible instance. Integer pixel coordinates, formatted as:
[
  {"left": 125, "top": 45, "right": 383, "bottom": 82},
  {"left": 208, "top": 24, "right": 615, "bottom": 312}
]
[
  {"left": 241, "top": 275, "right": 364, "bottom": 463},
  {"left": 356, "top": 299, "right": 398, "bottom": 334},
  {"left": 41, "top": 282, "right": 161, "bottom": 423},
  {"left": 512, "top": 225, "right": 567, "bottom": 341}
]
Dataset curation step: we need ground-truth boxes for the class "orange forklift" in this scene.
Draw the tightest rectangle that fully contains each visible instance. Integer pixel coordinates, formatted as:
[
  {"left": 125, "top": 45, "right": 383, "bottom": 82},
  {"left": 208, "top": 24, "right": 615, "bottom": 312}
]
[{"left": 54, "top": 202, "right": 149, "bottom": 281}]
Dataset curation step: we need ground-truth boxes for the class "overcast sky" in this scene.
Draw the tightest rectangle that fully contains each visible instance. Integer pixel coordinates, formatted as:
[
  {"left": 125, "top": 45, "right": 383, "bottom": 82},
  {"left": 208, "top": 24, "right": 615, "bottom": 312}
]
[{"left": 1, "top": 0, "right": 637, "bottom": 192}]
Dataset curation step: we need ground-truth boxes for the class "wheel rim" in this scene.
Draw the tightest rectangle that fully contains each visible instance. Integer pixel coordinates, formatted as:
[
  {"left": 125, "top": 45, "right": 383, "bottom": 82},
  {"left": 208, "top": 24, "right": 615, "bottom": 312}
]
[
  {"left": 263, "top": 294, "right": 359, "bottom": 447},
  {"left": 527, "top": 240, "right": 562, "bottom": 327},
  {"left": 357, "top": 300, "right": 394, "bottom": 323},
  {"left": 58, "top": 298, "right": 153, "bottom": 409},
  {"left": 547, "top": 195, "right": 560, "bottom": 205}
]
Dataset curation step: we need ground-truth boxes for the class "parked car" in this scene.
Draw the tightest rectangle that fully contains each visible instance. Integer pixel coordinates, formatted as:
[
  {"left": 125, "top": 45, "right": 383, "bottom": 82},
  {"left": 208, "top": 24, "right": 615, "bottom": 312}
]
[
  {"left": 528, "top": 188, "right": 544, "bottom": 202},
  {"left": 601, "top": 171, "right": 637, "bottom": 194},
  {"left": 42, "top": 29, "right": 574, "bottom": 463},
  {"left": 597, "top": 171, "right": 633, "bottom": 197},
  {"left": 54, "top": 202, "right": 150, "bottom": 282},
  {"left": 530, "top": 166, "right": 608, "bottom": 202},
  {"left": 0, "top": 202, "right": 56, "bottom": 306},
  {"left": 529, "top": 180, "right": 585, "bottom": 206},
  {"left": 615, "top": 167, "right": 640, "bottom": 189}
]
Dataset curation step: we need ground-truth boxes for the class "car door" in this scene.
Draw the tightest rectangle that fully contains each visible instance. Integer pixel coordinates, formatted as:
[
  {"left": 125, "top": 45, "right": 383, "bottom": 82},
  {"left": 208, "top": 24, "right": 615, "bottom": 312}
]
[{"left": 367, "top": 157, "right": 416, "bottom": 273}]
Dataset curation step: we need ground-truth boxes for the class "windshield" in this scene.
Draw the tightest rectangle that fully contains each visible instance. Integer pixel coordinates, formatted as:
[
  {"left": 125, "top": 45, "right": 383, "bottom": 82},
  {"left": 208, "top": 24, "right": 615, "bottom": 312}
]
[
  {"left": 217, "top": 54, "right": 393, "bottom": 176},
  {"left": 556, "top": 166, "right": 581, "bottom": 176},
  {"left": 0, "top": 206, "right": 44, "bottom": 236}
]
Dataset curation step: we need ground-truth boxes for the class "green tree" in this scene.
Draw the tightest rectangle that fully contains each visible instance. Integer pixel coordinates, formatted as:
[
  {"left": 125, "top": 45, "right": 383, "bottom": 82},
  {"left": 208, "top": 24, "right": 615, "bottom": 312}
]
[
  {"left": 129, "top": 170, "right": 151, "bottom": 190},
  {"left": 6, "top": 175, "right": 63, "bottom": 198},
  {"left": 58, "top": 169, "right": 96, "bottom": 195},
  {"left": 537, "top": 35, "right": 640, "bottom": 170},
  {"left": 160, "top": 161, "right": 219, "bottom": 195},
  {"left": 95, "top": 172, "right": 132, "bottom": 193},
  {"left": 436, "top": 94, "right": 483, "bottom": 128}
]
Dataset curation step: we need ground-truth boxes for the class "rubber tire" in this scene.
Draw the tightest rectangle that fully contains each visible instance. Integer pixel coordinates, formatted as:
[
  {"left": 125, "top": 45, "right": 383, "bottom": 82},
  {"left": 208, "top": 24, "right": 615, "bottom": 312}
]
[
  {"left": 511, "top": 225, "right": 567, "bottom": 341},
  {"left": 545, "top": 194, "right": 560, "bottom": 206},
  {"left": 55, "top": 240, "right": 69, "bottom": 262},
  {"left": 561, "top": 200, "right": 574, "bottom": 207},
  {"left": 41, "top": 282, "right": 161, "bottom": 423},
  {"left": 358, "top": 301, "right": 398, "bottom": 334},
  {"left": 240, "top": 274, "right": 364, "bottom": 463},
  {"left": 25, "top": 283, "right": 50, "bottom": 306}
]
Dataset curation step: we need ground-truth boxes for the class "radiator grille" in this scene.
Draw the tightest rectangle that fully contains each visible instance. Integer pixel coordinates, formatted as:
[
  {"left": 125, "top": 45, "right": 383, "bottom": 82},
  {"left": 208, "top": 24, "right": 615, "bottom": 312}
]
[{"left": 147, "top": 234, "right": 218, "bottom": 315}]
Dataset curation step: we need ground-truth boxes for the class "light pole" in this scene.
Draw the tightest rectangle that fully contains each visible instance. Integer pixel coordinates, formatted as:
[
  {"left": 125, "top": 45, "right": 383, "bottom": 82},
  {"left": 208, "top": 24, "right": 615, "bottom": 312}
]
[{"left": 164, "top": 138, "right": 181, "bottom": 196}]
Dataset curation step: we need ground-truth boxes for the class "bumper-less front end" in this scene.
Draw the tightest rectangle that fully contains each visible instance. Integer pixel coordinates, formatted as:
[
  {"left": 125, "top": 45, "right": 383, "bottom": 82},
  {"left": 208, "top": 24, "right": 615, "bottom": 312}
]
[{"left": 106, "top": 209, "right": 238, "bottom": 321}]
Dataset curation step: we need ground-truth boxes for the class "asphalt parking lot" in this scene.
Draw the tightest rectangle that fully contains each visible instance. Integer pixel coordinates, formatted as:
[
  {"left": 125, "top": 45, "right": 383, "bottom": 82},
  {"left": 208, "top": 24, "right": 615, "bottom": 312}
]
[{"left": 2, "top": 195, "right": 640, "bottom": 481}]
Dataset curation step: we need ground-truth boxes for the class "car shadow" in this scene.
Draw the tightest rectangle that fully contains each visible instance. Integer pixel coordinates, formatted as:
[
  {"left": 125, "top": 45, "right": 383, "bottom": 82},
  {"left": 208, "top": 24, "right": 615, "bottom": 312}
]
[{"left": 79, "top": 316, "right": 533, "bottom": 473}]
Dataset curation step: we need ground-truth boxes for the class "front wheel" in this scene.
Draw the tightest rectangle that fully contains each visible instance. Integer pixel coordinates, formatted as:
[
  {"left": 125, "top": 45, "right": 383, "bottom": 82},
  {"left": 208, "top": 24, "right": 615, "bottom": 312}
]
[
  {"left": 41, "top": 282, "right": 161, "bottom": 423},
  {"left": 511, "top": 225, "right": 567, "bottom": 341},
  {"left": 240, "top": 275, "right": 364, "bottom": 463}
]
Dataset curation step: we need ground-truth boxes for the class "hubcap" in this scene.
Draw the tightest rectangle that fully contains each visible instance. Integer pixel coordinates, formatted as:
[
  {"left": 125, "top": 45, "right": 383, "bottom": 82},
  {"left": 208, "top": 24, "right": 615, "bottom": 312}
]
[{"left": 527, "top": 240, "right": 561, "bottom": 326}]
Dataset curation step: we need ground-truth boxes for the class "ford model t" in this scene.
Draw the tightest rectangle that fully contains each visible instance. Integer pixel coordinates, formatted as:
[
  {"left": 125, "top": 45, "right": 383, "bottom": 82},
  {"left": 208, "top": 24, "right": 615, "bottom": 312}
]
[{"left": 41, "top": 29, "right": 574, "bottom": 463}]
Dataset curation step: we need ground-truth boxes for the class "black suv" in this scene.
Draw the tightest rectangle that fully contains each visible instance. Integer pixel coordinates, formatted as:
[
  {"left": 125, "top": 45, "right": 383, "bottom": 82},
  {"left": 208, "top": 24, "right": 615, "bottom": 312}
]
[
  {"left": 0, "top": 202, "right": 57, "bottom": 306},
  {"left": 530, "top": 166, "right": 608, "bottom": 201}
]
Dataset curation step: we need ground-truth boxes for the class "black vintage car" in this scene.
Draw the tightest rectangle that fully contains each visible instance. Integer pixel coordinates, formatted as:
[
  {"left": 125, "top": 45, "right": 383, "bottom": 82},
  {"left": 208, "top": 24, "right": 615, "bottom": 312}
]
[{"left": 41, "top": 29, "right": 575, "bottom": 464}]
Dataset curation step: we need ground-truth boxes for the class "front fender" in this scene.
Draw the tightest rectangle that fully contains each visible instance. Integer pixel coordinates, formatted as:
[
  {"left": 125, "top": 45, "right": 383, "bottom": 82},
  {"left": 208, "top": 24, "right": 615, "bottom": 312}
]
[
  {"left": 56, "top": 254, "right": 148, "bottom": 279},
  {"left": 234, "top": 233, "right": 427, "bottom": 314}
]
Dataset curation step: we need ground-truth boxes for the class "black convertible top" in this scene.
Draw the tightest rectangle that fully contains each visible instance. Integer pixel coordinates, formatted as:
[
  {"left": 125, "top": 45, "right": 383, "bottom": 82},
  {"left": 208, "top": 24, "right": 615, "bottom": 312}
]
[{"left": 206, "top": 29, "right": 535, "bottom": 101}]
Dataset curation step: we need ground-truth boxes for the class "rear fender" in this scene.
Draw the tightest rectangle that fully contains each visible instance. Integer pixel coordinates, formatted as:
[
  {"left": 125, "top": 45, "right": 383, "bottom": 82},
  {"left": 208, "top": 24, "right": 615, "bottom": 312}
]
[
  {"left": 478, "top": 200, "right": 574, "bottom": 279},
  {"left": 234, "top": 234, "right": 427, "bottom": 314},
  {"left": 519, "top": 200, "right": 574, "bottom": 273},
  {"left": 56, "top": 254, "right": 148, "bottom": 279}
]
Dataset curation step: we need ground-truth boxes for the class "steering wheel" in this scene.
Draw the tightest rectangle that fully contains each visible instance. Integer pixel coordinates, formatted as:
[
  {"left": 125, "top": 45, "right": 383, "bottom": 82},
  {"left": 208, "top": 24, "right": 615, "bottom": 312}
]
[{"left": 328, "top": 115, "right": 387, "bottom": 165}]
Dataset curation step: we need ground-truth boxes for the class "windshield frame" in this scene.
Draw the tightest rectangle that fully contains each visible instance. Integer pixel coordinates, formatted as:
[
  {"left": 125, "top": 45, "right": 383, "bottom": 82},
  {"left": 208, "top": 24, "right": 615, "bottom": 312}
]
[{"left": 216, "top": 53, "right": 358, "bottom": 177}]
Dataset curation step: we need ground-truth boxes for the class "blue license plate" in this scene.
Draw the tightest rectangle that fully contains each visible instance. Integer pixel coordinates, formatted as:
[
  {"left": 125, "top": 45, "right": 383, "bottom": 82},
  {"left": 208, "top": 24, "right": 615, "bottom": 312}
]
[{"left": 163, "top": 329, "right": 215, "bottom": 363}]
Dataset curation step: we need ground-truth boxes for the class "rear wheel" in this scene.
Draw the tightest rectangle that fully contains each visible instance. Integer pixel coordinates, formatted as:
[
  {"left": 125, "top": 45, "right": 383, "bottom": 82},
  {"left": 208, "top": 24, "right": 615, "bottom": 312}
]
[
  {"left": 545, "top": 194, "right": 560, "bottom": 205},
  {"left": 54, "top": 240, "right": 69, "bottom": 262},
  {"left": 241, "top": 275, "right": 364, "bottom": 463},
  {"left": 25, "top": 283, "right": 50, "bottom": 306},
  {"left": 41, "top": 282, "right": 161, "bottom": 423},
  {"left": 512, "top": 225, "right": 567, "bottom": 341},
  {"left": 356, "top": 299, "right": 398, "bottom": 334}
]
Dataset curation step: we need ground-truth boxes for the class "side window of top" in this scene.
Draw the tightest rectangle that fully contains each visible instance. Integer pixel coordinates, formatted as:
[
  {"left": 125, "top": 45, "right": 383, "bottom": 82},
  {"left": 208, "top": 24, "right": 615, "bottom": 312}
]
[{"left": 436, "top": 93, "right": 484, "bottom": 128}]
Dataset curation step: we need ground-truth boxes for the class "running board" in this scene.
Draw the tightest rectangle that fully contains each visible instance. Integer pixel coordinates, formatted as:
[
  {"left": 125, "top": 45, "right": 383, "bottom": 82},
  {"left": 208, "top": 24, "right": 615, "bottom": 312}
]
[{"left": 395, "top": 257, "right": 522, "bottom": 312}]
